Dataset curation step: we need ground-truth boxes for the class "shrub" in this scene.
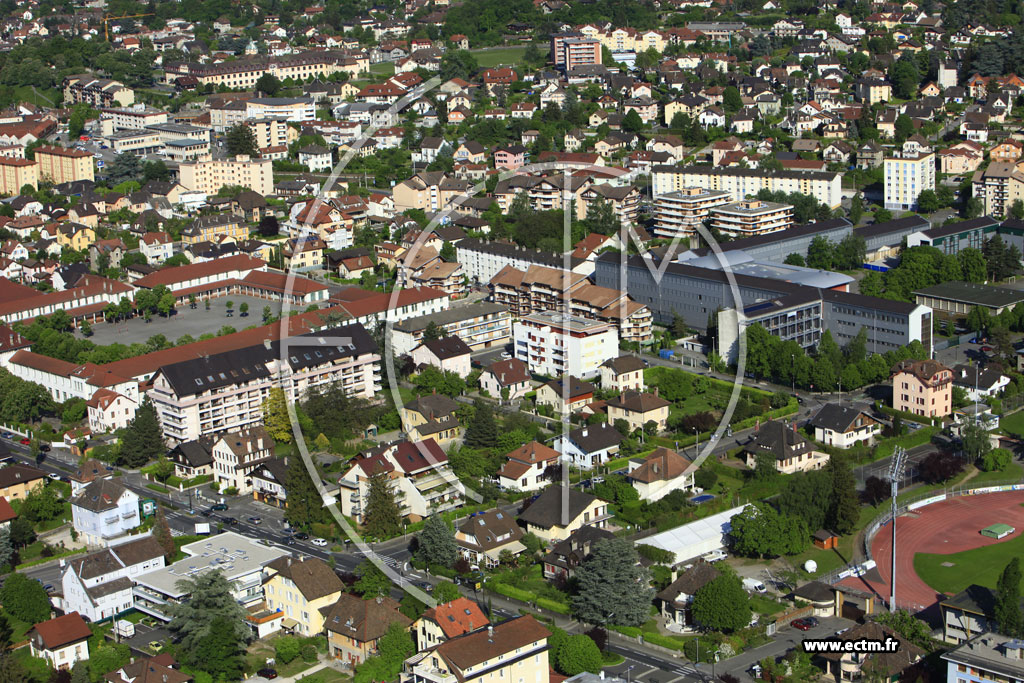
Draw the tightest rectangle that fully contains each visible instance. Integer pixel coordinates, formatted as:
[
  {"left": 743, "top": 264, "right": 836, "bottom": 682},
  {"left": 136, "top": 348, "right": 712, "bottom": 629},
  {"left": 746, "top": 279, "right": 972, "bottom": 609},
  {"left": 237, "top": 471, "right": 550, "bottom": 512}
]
[
  {"left": 275, "top": 636, "right": 301, "bottom": 664},
  {"left": 301, "top": 643, "right": 318, "bottom": 663}
]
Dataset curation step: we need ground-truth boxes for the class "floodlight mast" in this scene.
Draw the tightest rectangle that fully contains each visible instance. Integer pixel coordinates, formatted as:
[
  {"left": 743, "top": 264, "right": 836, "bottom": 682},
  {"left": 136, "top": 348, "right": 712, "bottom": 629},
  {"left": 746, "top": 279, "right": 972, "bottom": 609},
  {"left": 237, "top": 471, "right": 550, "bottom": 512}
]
[{"left": 888, "top": 446, "right": 909, "bottom": 612}]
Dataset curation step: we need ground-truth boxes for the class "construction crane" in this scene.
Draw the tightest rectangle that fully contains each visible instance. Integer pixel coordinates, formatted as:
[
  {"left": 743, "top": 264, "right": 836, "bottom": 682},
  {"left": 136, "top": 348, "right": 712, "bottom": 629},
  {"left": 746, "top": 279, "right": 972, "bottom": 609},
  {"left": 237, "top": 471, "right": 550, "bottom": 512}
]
[{"left": 103, "top": 13, "right": 154, "bottom": 42}]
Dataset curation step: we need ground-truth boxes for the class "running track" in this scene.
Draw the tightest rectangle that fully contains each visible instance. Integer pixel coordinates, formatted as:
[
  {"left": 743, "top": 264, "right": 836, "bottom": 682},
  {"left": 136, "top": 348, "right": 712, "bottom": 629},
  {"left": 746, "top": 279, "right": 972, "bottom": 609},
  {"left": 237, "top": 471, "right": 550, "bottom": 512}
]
[{"left": 838, "top": 491, "right": 1024, "bottom": 612}]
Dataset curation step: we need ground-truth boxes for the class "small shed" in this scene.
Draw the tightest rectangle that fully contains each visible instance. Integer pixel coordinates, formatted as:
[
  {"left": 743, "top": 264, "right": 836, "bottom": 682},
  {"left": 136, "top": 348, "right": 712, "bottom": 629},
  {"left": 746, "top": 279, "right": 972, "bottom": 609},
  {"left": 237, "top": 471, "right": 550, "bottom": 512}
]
[
  {"left": 813, "top": 529, "right": 839, "bottom": 550},
  {"left": 981, "top": 523, "right": 1015, "bottom": 539}
]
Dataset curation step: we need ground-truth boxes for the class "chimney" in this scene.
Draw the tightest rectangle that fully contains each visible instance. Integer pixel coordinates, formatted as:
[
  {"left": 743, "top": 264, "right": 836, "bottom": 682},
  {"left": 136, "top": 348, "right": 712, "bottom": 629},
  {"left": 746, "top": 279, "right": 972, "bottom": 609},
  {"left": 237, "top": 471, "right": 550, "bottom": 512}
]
[
  {"left": 599, "top": 672, "right": 605, "bottom": 680},
  {"left": 582, "top": 428, "right": 588, "bottom": 437},
  {"left": 654, "top": 386, "right": 658, "bottom": 396},
  {"left": 487, "top": 625, "right": 494, "bottom": 641}
]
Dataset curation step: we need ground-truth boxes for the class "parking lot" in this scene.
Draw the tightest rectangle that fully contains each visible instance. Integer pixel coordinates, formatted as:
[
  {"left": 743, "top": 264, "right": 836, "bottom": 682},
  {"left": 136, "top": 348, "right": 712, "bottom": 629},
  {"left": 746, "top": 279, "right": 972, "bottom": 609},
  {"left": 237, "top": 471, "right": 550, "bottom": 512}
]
[{"left": 80, "top": 295, "right": 288, "bottom": 346}]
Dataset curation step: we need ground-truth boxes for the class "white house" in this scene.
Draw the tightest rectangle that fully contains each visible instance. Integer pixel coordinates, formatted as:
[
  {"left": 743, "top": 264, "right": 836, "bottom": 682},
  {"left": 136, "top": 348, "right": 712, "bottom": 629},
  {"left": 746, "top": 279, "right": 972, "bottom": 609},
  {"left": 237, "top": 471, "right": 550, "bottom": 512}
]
[
  {"left": 139, "top": 231, "right": 174, "bottom": 264},
  {"left": 809, "top": 404, "right": 882, "bottom": 448},
  {"left": 71, "top": 479, "right": 141, "bottom": 546},
  {"left": 496, "top": 441, "right": 561, "bottom": 491},
  {"left": 479, "top": 358, "right": 532, "bottom": 400},
  {"left": 29, "top": 613, "right": 93, "bottom": 671},
  {"left": 61, "top": 534, "right": 165, "bottom": 622},
  {"left": 210, "top": 426, "right": 274, "bottom": 494},
  {"left": 625, "top": 447, "right": 697, "bottom": 502},
  {"left": 298, "top": 145, "right": 333, "bottom": 171},
  {"left": 554, "top": 423, "right": 624, "bottom": 470},
  {"left": 953, "top": 364, "right": 1010, "bottom": 402},
  {"left": 410, "top": 336, "right": 472, "bottom": 377}
]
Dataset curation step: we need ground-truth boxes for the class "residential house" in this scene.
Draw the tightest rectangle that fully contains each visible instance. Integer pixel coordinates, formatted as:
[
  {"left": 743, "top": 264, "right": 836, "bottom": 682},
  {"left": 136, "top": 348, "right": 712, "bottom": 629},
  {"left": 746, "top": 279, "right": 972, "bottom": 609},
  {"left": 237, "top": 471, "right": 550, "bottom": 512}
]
[
  {"left": 168, "top": 438, "right": 214, "bottom": 480},
  {"left": 251, "top": 457, "right": 289, "bottom": 509},
  {"left": 139, "top": 232, "right": 173, "bottom": 264},
  {"left": 210, "top": 426, "right": 274, "bottom": 494},
  {"left": 743, "top": 421, "right": 827, "bottom": 474},
  {"left": 322, "top": 593, "right": 411, "bottom": 665},
  {"left": 892, "top": 358, "right": 953, "bottom": 418},
  {"left": 61, "top": 535, "right": 165, "bottom": 623},
  {"left": 103, "top": 656, "right": 194, "bottom": 683},
  {"left": 657, "top": 562, "right": 720, "bottom": 626},
  {"left": 626, "top": 447, "right": 697, "bottom": 502},
  {"left": 454, "top": 509, "right": 525, "bottom": 568},
  {"left": 401, "top": 394, "right": 461, "bottom": 449},
  {"left": 820, "top": 622, "right": 924, "bottom": 683},
  {"left": 541, "top": 526, "right": 615, "bottom": 580},
  {"left": 263, "top": 556, "right": 345, "bottom": 636},
  {"left": 410, "top": 336, "right": 472, "bottom": 377},
  {"left": 606, "top": 390, "right": 670, "bottom": 433},
  {"left": 952, "top": 363, "right": 1010, "bottom": 402},
  {"left": 496, "top": 441, "right": 560, "bottom": 492},
  {"left": 69, "top": 459, "right": 112, "bottom": 495},
  {"left": 517, "top": 487, "right": 609, "bottom": 543},
  {"left": 940, "top": 584, "right": 998, "bottom": 643},
  {"left": 0, "top": 463, "right": 46, "bottom": 500},
  {"left": 71, "top": 479, "right": 141, "bottom": 546},
  {"left": 414, "top": 597, "right": 489, "bottom": 650},
  {"left": 29, "top": 613, "right": 92, "bottom": 671},
  {"left": 401, "top": 616, "right": 550, "bottom": 683},
  {"left": 809, "top": 404, "right": 881, "bottom": 448},
  {"left": 535, "top": 376, "right": 595, "bottom": 415},
  {"left": 479, "top": 358, "right": 531, "bottom": 401},
  {"left": 553, "top": 423, "right": 623, "bottom": 470}
]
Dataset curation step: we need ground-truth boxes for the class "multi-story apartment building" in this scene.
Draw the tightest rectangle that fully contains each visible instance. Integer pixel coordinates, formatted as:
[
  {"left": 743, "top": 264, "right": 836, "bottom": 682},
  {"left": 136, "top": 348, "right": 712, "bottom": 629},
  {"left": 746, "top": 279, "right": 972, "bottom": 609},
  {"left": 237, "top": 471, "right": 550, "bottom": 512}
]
[
  {"left": 578, "top": 183, "right": 641, "bottom": 225},
  {"left": 245, "top": 97, "right": 317, "bottom": 121},
  {"left": 61, "top": 535, "right": 165, "bottom": 623},
  {"left": 392, "top": 172, "right": 473, "bottom": 213},
  {"left": 884, "top": 151, "right": 936, "bottom": 211},
  {"left": 178, "top": 155, "right": 273, "bottom": 195},
  {"left": 491, "top": 174, "right": 591, "bottom": 215},
  {"left": 653, "top": 188, "right": 732, "bottom": 239},
  {"left": 708, "top": 200, "right": 793, "bottom": 237},
  {"left": 513, "top": 311, "right": 618, "bottom": 379},
  {"left": 392, "top": 302, "right": 512, "bottom": 355},
  {"left": 652, "top": 165, "right": 842, "bottom": 209},
  {"left": 942, "top": 632, "right": 1024, "bottom": 683},
  {"left": 892, "top": 358, "right": 952, "bottom": 418},
  {"left": 163, "top": 52, "right": 368, "bottom": 89},
  {"left": 63, "top": 75, "right": 135, "bottom": 107},
  {"left": 148, "top": 324, "right": 382, "bottom": 443},
  {"left": 402, "top": 616, "right": 551, "bottom": 683},
  {"left": 209, "top": 427, "right": 274, "bottom": 493},
  {"left": 338, "top": 438, "right": 465, "bottom": 522},
  {"left": 972, "top": 161, "right": 1024, "bottom": 218},
  {"left": 35, "top": 146, "right": 94, "bottom": 184},
  {"left": 181, "top": 214, "right": 249, "bottom": 244},
  {"left": 262, "top": 556, "right": 344, "bottom": 636},
  {"left": 550, "top": 33, "right": 601, "bottom": 69},
  {"left": 0, "top": 156, "right": 37, "bottom": 193},
  {"left": 70, "top": 479, "right": 140, "bottom": 546},
  {"left": 456, "top": 238, "right": 588, "bottom": 285},
  {"left": 247, "top": 118, "right": 299, "bottom": 149},
  {"left": 490, "top": 264, "right": 653, "bottom": 342},
  {"left": 99, "top": 105, "right": 169, "bottom": 131}
]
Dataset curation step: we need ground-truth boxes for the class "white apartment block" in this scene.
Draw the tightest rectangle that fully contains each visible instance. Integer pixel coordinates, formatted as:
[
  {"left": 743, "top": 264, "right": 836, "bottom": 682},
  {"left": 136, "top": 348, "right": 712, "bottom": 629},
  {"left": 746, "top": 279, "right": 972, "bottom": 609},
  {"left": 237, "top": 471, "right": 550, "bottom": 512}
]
[
  {"left": 708, "top": 199, "right": 794, "bottom": 236},
  {"left": 652, "top": 165, "right": 843, "bottom": 210},
  {"left": 652, "top": 187, "right": 731, "bottom": 239},
  {"left": 391, "top": 302, "right": 512, "bottom": 356},
  {"left": 456, "top": 237, "right": 590, "bottom": 286},
  {"left": 61, "top": 535, "right": 165, "bottom": 623},
  {"left": 513, "top": 311, "right": 618, "bottom": 379},
  {"left": 99, "top": 105, "right": 169, "bottom": 132},
  {"left": 178, "top": 155, "right": 273, "bottom": 196},
  {"left": 244, "top": 97, "right": 316, "bottom": 121},
  {"left": 885, "top": 151, "right": 936, "bottom": 211}
]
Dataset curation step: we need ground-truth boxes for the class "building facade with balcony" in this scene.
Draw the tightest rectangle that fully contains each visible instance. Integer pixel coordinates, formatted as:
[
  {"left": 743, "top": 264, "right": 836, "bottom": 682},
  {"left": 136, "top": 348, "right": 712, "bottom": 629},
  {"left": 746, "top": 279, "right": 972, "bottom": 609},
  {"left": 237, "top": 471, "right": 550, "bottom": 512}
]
[
  {"left": 708, "top": 200, "right": 794, "bottom": 237},
  {"left": 513, "top": 311, "right": 618, "bottom": 379},
  {"left": 70, "top": 479, "right": 140, "bottom": 547},
  {"left": 652, "top": 187, "right": 732, "bottom": 240}
]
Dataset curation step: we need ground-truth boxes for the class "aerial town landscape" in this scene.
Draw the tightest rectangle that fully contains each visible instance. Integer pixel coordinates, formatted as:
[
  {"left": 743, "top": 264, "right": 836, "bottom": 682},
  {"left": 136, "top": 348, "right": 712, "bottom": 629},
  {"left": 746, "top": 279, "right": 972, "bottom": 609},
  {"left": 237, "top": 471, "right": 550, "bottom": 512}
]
[{"left": 6, "top": 0, "right": 1024, "bottom": 681}]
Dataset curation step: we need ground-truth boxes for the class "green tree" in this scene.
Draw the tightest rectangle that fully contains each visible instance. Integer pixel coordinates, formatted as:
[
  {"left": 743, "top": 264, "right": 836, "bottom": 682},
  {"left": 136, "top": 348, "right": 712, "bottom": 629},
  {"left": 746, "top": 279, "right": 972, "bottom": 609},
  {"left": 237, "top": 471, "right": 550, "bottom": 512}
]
[
  {"left": 0, "top": 572, "right": 50, "bottom": 623},
  {"left": 440, "top": 241, "right": 456, "bottom": 261},
  {"left": 825, "top": 456, "right": 860, "bottom": 535},
  {"left": 557, "top": 634, "right": 604, "bottom": 675},
  {"left": 423, "top": 321, "right": 442, "bottom": 342},
  {"left": 722, "top": 86, "right": 742, "bottom": 113},
  {"left": 416, "top": 514, "right": 457, "bottom": 568},
  {"left": 692, "top": 572, "right": 752, "bottom": 633},
  {"left": 275, "top": 635, "right": 302, "bottom": 664},
  {"left": 572, "top": 538, "right": 654, "bottom": 627},
  {"left": 263, "top": 387, "right": 292, "bottom": 442},
  {"left": 464, "top": 399, "right": 497, "bottom": 448},
  {"left": 729, "top": 503, "right": 808, "bottom": 558},
  {"left": 996, "top": 558, "right": 1023, "bottom": 637},
  {"left": 850, "top": 194, "right": 864, "bottom": 225},
  {"left": 894, "top": 113, "right": 914, "bottom": 141},
  {"left": 433, "top": 581, "right": 461, "bottom": 604},
  {"left": 959, "top": 247, "right": 987, "bottom": 282},
  {"left": 152, "top": 455, "right": 174, "bottom": 483},
  {"left": 153, "top": 506, "right": 176, "bottom": 561},
  {"left": 354, "top": 559, "right": 393, "bottom": 598},
  {"left": 980, "top": 447, "right": 1012, "bottom": 472},
  {"left": 20, "top": 485, "right": 63, "bottom": 522},
  {"left": 166, "top": 570, "right": 249, "bottom": 672},
  {"left": 363, "top": 470, "right": 403, "bottom": 539},
  {"left": 255, "top": 72, "right": 282, "bottom": 96},
  {"left": 873, "top": 609, "right": 934, "bottom": 650},
  {"left": 225, "top": 123, "right": 258, "bottom": 157},
  {"left": 0, "top": 528, "right": 13, "bottom": 570},
  {"left": 284, "top": 457, "right": 330, "bottom": 529},
  {"left": 239, "top": 302, "right": 249, "bottom": 317},
  {"left": 961, "top": 420, "right": 992, "bottom": 462},
  {"left": 118, "top": 395, "right": 164, "bottom": 468},
  {"left": 916, "top": 189, "right": 940, "bottom": 213},
  {"left": 621, "top": 109, "right": 644, "bottom": 132},
  {"left": 439, "top": 50, "right": 478, "bottom": 81}
]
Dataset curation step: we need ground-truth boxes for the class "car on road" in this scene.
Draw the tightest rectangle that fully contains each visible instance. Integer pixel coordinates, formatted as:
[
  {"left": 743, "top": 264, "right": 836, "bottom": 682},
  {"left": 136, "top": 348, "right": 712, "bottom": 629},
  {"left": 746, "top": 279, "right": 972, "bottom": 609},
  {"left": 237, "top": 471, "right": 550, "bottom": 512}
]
[
  {"left": 294, "top": 532, "right": 309, "bottom": 540},
  {"left": 38, "top": 443, "right": 50, "bottom": 452},
  {"left": 0, "top": 432, "right": 11, "bottom": 439},
  {"left": 43, "top": 584, "right": 53, "bottom": 592},
  {"left": 211, "top": 503, "right": 228, "bottom": 511},
  {"left": 257, "top": 669, "right": 278, "bottom": 679},
  {"left": 47, "top": 473, "right": 60, "bottom": 480},
  {"left": 224, "top": 517, "right": 239, "bottom": 525},
  {"left": 199, "top": 509, "right": 211, "bottom": 517},
  {"left": 311, "top": 537, "right": 328, "bottom": 547},
  {"left": 417, "top": 581, "right": 433, "bottom": 592},
  {"left": 19, "top": 438, "right": 30, "bottom": 445},
  {"left": 702, "top": 549, "right": 727, "bottom": 563},
  {"left": 791, "top": 617, "right": 818, "bottom": 631},
  {"left": 981, "top": 345, "right": 994, "bottom": 353},
  {"left": 248, "top": 516, "right": 261, "bottom": 525}
]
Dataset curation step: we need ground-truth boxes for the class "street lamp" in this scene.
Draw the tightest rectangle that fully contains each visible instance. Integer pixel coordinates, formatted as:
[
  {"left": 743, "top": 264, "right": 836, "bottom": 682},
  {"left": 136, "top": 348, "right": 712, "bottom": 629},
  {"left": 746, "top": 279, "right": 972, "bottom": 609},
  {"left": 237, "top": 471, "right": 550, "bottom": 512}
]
[
  {"left": 791, "top": 354, "right": 795, "bottom": 394},
  {"left": 693, "top": 427, "right": 699, "bottom": 459},
  {"left": 626, "top": 665, "right": 635, "bottom": 683},
  {"left": 713, "top": 649, "right": 720, "bottom": 681}
]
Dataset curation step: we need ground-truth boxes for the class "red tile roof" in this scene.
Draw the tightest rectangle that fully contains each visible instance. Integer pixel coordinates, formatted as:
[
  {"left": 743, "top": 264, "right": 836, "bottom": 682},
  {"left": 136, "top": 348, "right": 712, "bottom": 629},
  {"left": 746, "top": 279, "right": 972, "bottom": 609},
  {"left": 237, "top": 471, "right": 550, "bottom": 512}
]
[
  {"left": 424, "top": 597, "right": 489, "bottom": 638},
  {"left": 31, "top": 613, "right": 92, "bottom": 650},
  {"left": 133, "top": 255, "right": 265, "bottom": 289},
  {"left": 0, "top": 496, "right": 16, "bottom": 524}
]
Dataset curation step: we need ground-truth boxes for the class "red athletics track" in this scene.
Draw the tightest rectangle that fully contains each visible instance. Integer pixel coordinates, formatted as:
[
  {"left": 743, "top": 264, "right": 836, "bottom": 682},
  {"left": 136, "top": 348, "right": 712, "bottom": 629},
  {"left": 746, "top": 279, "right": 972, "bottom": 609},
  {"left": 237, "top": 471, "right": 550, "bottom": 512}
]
[{"left": 838, "top": 490, "right": 1024, "bottom": 612}]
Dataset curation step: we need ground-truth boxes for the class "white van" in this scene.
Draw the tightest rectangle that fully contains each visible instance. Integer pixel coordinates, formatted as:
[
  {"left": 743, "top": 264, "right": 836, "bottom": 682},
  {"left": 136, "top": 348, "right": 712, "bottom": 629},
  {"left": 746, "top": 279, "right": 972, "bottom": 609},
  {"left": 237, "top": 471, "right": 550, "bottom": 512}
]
[{"left": 743, "top": 578, "right": 767, "bottom": 593}]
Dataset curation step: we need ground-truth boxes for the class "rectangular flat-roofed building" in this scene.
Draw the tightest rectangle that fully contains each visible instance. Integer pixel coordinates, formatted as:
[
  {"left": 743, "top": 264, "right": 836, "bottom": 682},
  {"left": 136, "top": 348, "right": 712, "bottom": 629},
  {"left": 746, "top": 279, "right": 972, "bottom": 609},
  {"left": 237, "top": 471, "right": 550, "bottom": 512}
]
[
  {"left": 652, "top": 164, "right": 842, "bottom": 209},
  {"left": 708, "top": 199, "right": 793, "bottom": 237},
  {"left": 652, "top": 187, "right": 731, "bottom": 239},
  {"left": 914, "top": 281, "right": 1024, "bottom": 316}
]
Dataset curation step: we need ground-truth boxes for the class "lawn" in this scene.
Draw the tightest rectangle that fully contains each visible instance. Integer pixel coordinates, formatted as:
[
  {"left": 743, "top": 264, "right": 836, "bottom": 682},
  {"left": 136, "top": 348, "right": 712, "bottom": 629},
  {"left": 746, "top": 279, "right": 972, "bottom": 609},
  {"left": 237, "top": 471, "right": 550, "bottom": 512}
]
[
  {"left": 914, "top": 529, "right": 1024, "bottom": 595},
  {"left": 470, "top": 46, "right": 530, "bottom": 67},
  {"left": 368, "top": 61, "right": 395, "bottom": 76},
  {"left": 1001, "top": 410, "right": 1024, "bottom": 437},
  {"left": 299, "top": 670, "right": 350, "bottom": 683},
  {"left": 749, "top": 594, "right": 788, "bottom": 617}
]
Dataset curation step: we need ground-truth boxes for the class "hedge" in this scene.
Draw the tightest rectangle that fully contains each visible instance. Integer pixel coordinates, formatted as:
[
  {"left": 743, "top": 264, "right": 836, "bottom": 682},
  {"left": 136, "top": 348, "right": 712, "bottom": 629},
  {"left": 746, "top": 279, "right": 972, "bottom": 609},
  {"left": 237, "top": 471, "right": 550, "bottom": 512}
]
[
  {"left": 874, "top": 401, "right": 937, "bottom": 426},
  {"left": 489, "top": 582, "right": 534, "bottom": 603},
  {"left": 874, "top": 426, "right": 939, "bottom": 460},
  {"left": 536, "top": 597, "right": 570, "bottom": 614}
]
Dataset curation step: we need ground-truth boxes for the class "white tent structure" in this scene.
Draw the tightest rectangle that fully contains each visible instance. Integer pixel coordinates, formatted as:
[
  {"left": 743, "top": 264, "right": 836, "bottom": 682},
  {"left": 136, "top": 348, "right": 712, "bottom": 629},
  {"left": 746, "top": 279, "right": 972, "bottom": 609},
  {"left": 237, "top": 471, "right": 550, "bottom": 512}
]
[{"left": 635, "top": 504, "right": 749, "bottom": 565}]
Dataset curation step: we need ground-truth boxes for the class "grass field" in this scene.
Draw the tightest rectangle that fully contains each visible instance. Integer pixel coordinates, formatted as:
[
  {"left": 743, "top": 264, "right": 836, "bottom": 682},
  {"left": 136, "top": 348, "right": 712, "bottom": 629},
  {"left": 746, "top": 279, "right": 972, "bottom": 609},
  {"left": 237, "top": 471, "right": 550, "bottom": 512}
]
[
  {"left": 914, "top": 529, "right": 1024, "bottom": 595},
  {"left": 1001, "top": 410, "right": 1024, "bottom": 437},
  {"left": 368, "top": 61, "right": 396, "bottom": 76},
  {"left": 471, "top": 46, "right": 531, "bottom": 67}
]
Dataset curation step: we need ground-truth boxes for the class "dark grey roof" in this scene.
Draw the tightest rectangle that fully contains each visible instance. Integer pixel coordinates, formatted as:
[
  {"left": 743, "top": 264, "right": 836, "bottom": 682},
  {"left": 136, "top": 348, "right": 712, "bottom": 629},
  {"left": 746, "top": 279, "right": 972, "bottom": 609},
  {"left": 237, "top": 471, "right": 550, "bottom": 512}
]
[
  {"left": 854, "top": 215, "right": 930, "bottom": 239},
  {"left": 456, "top": 238, "right": 586, "bottom": 271},
  {"left": 392, "top": 301, "right": 508, "bottom": 333},
  {"left": 922, "top": 216, "right": 999, "bottom": 239},
  {"left": 809, "top": 403, "right": 875, "bottom": 434},
  {"left": 914, "top": 281, "right": 1024, "bottom": 308},
  {"left": 543, "top": 376, "right": 594, "bottom": 399},
  {"left": 941, "top": 584, "right": 997, "bottom": 615},
  {"left": 518, "top": 487, "right": 600, "bottom": 529},
  {"left": 565, "top": 423, "right": 624, "bottom": 453},
  {"left": 71, "top": 479, "right": 131, "bottom": 513},
  {"left": 417, "top": 336, "right": 472, "bottom": 360},
  {"left": 792, "top": 580, "right": 836, "bottom": 603},
  {"left": 170, "top": 439, "right": 213, "bottom": 468}
]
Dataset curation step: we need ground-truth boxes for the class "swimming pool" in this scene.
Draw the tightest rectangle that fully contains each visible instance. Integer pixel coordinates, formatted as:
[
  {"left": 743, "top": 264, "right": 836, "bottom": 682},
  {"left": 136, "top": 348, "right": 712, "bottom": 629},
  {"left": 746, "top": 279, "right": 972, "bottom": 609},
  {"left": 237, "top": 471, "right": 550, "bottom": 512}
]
[{"left": 691, "top": 494, "right": 715, "bottom": 504}]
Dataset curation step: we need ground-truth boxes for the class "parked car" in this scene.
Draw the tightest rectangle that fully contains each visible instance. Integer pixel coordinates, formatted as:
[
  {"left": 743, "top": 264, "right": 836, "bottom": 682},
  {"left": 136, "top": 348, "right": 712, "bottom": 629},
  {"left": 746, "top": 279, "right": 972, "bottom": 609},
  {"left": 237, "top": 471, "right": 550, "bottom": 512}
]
[
  {"left": 247, "top": 516, "right": 261, "bottom": 525},
  {"left": 791, "top": 617, "right": 818, "bottom": 631},
  {"left": 294, "top": 532, "right": 309, "bottom": 540},
  {"left": 211, "top": 503, "right": 228, "bottom": 511},
  {"left": 38, "top": 443, "right": 50, "bottom": 452},
  {"left": 224, "top": 517, "right": 239, "bottom": 525},
  {"left": 257, "top": 668, "right": 278, "bottom": 680},
  {"left": 310, "top": 538, "right": 328, "bottom": 547},
  {"left": 19, "top": 438, "right": 30, "bottom": 445},
  {"left": 702, "top": 549, "right": 727, "bottom": 563}
]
